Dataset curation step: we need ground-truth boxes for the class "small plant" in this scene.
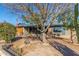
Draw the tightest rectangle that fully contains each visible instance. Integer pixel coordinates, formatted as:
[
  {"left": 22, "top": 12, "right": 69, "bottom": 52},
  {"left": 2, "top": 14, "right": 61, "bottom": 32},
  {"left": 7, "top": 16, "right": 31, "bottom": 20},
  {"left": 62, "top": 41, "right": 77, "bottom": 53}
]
[
  {"left": 24, "top": 39, "right": 30, "bottom": 44},
  {"left": 15, "top": 46, "right": 22, "bottom": 56}
]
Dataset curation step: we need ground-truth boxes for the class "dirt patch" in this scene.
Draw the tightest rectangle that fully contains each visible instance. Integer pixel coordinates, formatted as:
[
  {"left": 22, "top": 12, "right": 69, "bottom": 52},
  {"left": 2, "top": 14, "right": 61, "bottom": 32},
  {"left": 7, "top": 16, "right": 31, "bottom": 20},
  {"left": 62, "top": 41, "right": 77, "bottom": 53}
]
[{"left": 10, "top": 39, "right": 62, "bottom": 56}]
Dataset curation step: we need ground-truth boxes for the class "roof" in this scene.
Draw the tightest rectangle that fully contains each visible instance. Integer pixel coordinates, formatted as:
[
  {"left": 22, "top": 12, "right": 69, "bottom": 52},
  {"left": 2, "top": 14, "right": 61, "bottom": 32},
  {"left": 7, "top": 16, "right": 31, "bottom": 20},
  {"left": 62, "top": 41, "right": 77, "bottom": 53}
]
[{"left": 16, "top": 23, "right": 64, "bottom": 28}]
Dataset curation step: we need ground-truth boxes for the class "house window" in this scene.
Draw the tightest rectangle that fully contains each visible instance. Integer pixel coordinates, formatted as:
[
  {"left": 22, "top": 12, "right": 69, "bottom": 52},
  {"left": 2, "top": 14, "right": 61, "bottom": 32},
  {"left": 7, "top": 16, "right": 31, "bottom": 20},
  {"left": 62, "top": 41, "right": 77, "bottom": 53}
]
[{"left": 53, "top": 27, "right": 62, "bottom": 32}]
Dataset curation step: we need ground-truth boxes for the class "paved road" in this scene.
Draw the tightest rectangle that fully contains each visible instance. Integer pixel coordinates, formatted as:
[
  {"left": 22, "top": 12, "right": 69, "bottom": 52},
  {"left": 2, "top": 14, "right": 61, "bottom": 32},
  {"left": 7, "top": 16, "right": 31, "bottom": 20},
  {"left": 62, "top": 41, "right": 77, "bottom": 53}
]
[
  {"left": 53, "top": 42, "right": 79, "bottom": 56},
  {"left": 49, "top": 40, "right": 79, "bottom": 56}
]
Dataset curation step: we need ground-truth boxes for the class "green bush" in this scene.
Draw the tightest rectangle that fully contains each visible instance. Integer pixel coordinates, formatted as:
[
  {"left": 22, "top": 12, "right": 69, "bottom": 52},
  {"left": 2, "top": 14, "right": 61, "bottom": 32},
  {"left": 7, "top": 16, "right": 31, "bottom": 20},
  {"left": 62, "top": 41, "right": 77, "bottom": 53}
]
[{"left": 0, "top": 21, "right": 16, "bottom": 43}]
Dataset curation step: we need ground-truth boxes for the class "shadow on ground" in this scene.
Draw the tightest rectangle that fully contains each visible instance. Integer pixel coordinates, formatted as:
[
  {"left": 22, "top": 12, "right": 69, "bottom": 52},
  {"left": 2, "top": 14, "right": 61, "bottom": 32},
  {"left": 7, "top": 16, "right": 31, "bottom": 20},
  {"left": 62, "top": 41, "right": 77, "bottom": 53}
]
[
  {"left": 11, "top": 37, "right": 22, "bottom": 42},
  {"left": 49, "top": 41, "right": 79, "bottom": 56}
]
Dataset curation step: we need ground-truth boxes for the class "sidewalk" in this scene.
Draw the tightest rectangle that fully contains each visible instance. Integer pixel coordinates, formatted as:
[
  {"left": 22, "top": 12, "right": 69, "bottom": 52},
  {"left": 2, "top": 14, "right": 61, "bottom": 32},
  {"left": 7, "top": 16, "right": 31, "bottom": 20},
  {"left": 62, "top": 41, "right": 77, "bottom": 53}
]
[
  {"left": 0, "top": 42, "right": 11, "bottom": 56},
  {"left": 0, "top": 50, "right": 6, "bottom": 56}
]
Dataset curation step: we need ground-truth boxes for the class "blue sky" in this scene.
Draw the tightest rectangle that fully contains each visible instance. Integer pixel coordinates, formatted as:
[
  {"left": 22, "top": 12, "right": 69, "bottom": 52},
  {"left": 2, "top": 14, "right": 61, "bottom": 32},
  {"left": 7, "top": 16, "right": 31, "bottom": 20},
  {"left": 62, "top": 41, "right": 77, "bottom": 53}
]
[
  {"left": 0, "top": 4, "right": 23, "bottom": 25},
  {"left": 0, "top": 4, "right": 78, "bottom": 26}
]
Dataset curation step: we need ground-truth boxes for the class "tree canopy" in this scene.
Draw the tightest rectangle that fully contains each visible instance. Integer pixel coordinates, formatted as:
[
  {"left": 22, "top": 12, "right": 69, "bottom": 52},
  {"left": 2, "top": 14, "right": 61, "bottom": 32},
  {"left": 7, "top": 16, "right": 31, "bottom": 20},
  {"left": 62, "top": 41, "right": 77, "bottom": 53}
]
[
  {"left": 3, "top": 3, "right": 73, "bottom": 42},
  {"left": 3, "top": 3, "right": 79, "bottom": 43}
]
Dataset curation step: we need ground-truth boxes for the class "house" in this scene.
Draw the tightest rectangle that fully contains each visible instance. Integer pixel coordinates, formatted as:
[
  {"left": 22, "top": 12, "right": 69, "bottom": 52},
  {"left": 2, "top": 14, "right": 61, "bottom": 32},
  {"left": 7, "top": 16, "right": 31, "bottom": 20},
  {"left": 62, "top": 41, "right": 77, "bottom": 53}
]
[
  {"left": 15, "top": 22, "right": 78, "bottom": 43},
  {"left": 16, "top": 23, "right": 65, "bottom": 37}
]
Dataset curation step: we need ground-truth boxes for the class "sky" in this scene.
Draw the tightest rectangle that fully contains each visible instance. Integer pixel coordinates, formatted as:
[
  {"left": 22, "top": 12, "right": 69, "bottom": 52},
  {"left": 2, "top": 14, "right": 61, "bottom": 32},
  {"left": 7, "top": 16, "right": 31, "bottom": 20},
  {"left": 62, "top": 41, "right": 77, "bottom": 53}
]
[
  {"left": 0, "top": 4, "right": 23, "bottom": 25},
  {"left": 0, "top": 4, "right": 39, "bottom": 26},
  {"left": 0, "top": 3, "right": 78, "bottom": 26}
]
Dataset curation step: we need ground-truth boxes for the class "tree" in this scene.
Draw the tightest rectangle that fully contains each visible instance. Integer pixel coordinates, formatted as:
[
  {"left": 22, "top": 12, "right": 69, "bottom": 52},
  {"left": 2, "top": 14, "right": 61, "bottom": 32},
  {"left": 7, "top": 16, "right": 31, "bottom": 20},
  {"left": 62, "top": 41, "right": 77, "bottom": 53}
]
[
  {"left": 0, "top": 21, "right": 16, "bottom": 43},
  {"left": 64, "top": 17, "right": 74, "bottom": 43},
  {"left": 4, "top": 3, "right": 71, "bottom": 43},
  {"left": 57, "top": 4, "right": 79, "bottom": 43},
  {"left": 56, "top": 5, "right": 74, "bottom": 43},
  {"left": 74, "top": 3, "right": 79, "bottom": 43}
]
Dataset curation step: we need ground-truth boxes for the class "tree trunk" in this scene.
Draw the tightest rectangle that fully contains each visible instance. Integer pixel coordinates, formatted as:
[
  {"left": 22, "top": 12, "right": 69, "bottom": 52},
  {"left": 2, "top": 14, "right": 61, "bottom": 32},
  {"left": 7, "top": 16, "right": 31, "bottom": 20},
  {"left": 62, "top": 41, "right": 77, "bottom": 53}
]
[
  {"left": 70, "top": 29, "right": 73, "bottom": 43},
  {"left": 75, "top": 29, "right": 79, "bottom": 43},
  {"left": 42, "top": 33, "right": 47, "bottom": 43}
]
